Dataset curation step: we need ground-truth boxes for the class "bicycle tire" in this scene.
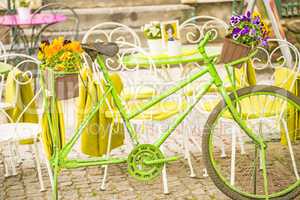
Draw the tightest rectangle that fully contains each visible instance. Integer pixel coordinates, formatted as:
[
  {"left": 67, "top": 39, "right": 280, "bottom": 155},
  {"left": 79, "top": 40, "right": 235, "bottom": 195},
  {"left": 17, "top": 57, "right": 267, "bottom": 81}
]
[{"left": 202, "top": 85, "right": 300, "bottom": 200}]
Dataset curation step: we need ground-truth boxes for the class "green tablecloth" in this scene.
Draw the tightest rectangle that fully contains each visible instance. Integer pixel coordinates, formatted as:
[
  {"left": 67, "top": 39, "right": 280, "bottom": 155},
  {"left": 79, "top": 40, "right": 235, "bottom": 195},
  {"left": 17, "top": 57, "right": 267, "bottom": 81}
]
[
  {"left": 0, "top": 62, "right": 13, "bottom": 77},
  {"left": 121, "top": 45, "right": 222, "bottom": 67}
]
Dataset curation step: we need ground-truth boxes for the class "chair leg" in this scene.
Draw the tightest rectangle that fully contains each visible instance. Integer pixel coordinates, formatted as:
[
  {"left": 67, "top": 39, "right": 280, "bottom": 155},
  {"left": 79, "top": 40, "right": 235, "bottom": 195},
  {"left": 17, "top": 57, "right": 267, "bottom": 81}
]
[
  {"left": 13, "top": 141, "right": 22, "bottom": 164},
  {"left": 1, "top": 143, "right": 9, "bottom": 177},
  {"left": 281, "top": 119, "right": 299, "bottom": 179},
  {"left": 183, "top": 124, "right": 196, "bottom": 177},
  {"left": 160, "top": 147, "right": 169, "bottom": 195},
  {"left": 162, "top": 164, "right": 169, "bottom": 194},
  {"left": 8, "top": 141, "right": 17, "bottom": 176},
  {"left": 238, "top": 132, "right": 246, "bottom": 155},
  {"left": 230, "top": 126, "right": 237, "bottom": 186},
  {"left": 100, "top": 120, "right": 114, "bottom": 191},
  {"left": 46, "top": 159, "right": 54, "bottom": 189},
  {"left": 220, "top": 122, "right": 227, "bottom": 158},
  {"left": 33, "top": 141, "right": 45, "bottom": 191},
  {"left": 4, "top": 157, "right": 10, "bottom": 177},
  {"left": 100, "top": 165, "right": 108, "bottom": 191}
]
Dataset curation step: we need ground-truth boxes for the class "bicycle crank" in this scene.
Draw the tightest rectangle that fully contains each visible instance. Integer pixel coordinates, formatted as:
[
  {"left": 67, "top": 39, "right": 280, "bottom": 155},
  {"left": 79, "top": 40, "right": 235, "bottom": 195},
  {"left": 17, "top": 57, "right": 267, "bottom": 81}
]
[{"left": 127, "top": 144, "right": 180, "bottom": 181}]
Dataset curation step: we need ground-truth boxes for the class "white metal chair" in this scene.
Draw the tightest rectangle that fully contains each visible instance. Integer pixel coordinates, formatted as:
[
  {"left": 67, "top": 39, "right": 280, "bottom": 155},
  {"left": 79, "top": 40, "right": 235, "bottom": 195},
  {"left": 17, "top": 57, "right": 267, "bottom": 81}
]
[
  {"left": 177, "top": 16, "right": 230, "bottom": 177},
  {"left": 81, "top": 40, "right": 181, "bottom": 194},
  {"left": 202, "top": 39, "right": 300, "bottom": 186},
  {"left": 0, "top": 53, "right": 46, "bottom": 191}
]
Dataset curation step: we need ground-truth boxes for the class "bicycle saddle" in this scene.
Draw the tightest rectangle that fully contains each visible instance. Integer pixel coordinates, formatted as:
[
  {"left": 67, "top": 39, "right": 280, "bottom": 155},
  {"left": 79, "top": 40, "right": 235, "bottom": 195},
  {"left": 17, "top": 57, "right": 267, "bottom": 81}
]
[{"left": 81, "top": 42, "right": 119, "bottom": 58}]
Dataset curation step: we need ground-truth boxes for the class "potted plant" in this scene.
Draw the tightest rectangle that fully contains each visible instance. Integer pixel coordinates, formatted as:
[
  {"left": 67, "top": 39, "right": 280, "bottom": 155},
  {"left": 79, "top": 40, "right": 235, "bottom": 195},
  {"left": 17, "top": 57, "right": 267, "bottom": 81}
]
[
  {"left": 38, "top": 37, "right": 83, "bottom": 100},
  {"left": 142, "top": 22, "right": 164, "bottom": 55},
  {"left": 17, "top": 0, "right": 31, "bottom": 22},
  {"left": 220, "top": 11, "right": 270, "bottom": 68}
]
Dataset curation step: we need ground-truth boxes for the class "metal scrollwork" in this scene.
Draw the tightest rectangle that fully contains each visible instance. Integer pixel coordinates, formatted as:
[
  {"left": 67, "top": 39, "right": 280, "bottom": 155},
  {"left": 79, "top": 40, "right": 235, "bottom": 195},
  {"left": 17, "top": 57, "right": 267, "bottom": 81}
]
[
  {"left": 180, "top": 16, "right": 229, "bottom": 44},
  {"left": 82, "top": 22, "right": 141, "bottom": 47}
]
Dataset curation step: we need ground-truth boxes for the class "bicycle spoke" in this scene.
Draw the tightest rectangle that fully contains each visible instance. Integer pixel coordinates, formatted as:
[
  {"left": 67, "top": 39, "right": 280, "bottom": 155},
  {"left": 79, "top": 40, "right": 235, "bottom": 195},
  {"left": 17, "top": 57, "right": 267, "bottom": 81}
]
[{"left": 203, "top": 89, "right": 300, "bottom": 199}]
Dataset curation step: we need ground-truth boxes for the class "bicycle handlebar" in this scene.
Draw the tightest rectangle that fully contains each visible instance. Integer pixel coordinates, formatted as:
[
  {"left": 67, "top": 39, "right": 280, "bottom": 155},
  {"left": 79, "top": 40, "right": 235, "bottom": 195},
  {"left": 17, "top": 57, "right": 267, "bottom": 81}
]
[{"left": 198, "top": 32, "right": 213, "bottom": 55}]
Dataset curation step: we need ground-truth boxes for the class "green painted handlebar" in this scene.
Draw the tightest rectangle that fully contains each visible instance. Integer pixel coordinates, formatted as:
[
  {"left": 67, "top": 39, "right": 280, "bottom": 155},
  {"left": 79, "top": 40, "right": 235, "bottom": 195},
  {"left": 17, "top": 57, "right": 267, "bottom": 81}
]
[{"left": 198, "top": 32, "right": 213, "bottom": 55}]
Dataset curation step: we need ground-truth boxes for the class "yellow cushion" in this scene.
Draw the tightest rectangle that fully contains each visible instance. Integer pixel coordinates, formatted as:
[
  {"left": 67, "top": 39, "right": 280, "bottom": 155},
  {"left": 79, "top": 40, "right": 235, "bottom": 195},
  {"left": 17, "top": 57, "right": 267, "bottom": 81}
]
[
  {"left": 121, "top": 86, "right": 156, "bottom": 101},
  {"left": 274, "top": 67, "right": 298, "bottom": 93},
  {"left": 203, "top": 96, "right": 284, "bottom": 119},
  {"left": 105, "top": 101, "right": 187, "bottom": 121}
]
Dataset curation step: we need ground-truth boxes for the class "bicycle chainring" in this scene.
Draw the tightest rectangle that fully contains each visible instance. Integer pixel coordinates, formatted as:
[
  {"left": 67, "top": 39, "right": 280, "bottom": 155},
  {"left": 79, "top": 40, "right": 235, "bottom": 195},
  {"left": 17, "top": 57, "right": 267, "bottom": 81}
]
[{"left": 127, "top": 144, "right": 165, "bottom": 181}]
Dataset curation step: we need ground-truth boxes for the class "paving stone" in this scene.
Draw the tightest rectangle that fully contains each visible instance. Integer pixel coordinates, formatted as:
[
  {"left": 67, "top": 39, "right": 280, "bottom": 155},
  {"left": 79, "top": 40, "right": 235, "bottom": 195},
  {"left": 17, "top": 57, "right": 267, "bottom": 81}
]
[{"left": 1, "top": 97, "right": 289, "bottom": 200}]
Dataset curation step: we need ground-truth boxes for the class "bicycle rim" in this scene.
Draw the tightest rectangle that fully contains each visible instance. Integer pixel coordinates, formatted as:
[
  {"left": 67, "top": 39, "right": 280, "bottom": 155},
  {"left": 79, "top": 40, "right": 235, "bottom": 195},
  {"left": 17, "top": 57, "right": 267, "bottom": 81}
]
[{"left": 203, "top": 85, "right": 300, "bottom": 199}]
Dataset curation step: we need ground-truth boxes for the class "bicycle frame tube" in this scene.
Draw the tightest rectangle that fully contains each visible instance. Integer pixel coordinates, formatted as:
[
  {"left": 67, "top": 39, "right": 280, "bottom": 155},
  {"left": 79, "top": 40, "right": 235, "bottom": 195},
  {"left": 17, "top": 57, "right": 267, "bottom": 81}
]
[
  {"left": 95, "top": 55, "right": 211, "bottom": 146},
  {"left": 58, "top": 49, "right": 264, "bottom": 169},
  {"left": 205, "top": 55, "right": 265, "bottom": 147},
  {"left": 59, "top": 86, "right": 112, "bottom": 159},
  {"left": 128, "top": 67, "right": 210, "bottom": 119},
  {"left": 154, "top": 80, "right": 214, "bottom": 147}
]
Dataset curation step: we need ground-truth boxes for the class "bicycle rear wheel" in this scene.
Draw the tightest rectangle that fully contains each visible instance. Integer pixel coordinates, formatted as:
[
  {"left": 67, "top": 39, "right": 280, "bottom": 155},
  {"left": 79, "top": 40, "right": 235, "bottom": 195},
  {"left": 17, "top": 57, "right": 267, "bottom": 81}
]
[{"left": 203, "top": 85, "right": 300, "bottom": 199}]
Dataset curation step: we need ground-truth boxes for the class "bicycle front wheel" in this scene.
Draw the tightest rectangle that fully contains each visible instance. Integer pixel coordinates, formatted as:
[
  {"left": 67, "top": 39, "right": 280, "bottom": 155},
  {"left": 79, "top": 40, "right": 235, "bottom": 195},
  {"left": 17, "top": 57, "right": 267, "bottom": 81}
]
[{"left": 203, "top": 85, "right": 300, "bottom": 200}]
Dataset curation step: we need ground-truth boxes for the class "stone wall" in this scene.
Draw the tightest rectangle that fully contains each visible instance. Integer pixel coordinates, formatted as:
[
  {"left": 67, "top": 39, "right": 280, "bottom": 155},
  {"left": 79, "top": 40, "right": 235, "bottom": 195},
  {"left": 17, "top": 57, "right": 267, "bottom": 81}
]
[{"left": 284, "top": 19, "right": 300, "bottom": 50}]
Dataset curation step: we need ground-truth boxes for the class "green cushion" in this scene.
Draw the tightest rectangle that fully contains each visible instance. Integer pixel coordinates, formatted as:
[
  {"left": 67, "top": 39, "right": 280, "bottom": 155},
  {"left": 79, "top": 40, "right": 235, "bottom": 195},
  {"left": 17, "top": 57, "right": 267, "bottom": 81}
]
[{"left": 121, "top": 45, "right": 221, "bottom": 67}]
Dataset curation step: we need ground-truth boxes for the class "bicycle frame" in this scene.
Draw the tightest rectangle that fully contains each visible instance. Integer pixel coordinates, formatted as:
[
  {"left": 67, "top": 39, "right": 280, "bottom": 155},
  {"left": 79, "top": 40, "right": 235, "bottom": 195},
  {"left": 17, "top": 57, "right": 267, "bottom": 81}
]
[{"left": 44, "top": 39, "right": 263, "bottom": 199}]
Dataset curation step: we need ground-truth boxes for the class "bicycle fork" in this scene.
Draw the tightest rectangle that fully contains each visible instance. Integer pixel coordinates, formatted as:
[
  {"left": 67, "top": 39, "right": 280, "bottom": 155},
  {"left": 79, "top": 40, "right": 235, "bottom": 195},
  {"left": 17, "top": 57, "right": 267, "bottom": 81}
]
[{"left": 206, "top": 61, "right": 269, "bottom": 199}]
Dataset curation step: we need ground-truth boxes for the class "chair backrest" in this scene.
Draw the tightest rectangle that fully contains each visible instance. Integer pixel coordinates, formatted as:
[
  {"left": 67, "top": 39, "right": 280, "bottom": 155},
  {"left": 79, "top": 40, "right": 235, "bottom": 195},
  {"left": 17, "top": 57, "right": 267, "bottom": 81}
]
[
  {"left": 251, "top": 39, "right": 300, "bottom": 92},
  {"left": 0, "top": 53, "right": 41, "bottom": 124},
  {"left": 82, "top": 22, "right": 141, "bottom": 47},
  {"left": 83, "top": 40, "right": 160, "bottom": 93},
  {"left": 31, "top": 3, "right": 80, "bottom": 48},
  {"left": 82, "top": 22, "right": 142, "bottom": 83},
  {"left": 180, "top": 16, "right": 228, "bottom": 45},
  {"left": 82, "top": 22, "right": 160, "bottom": 98},
  {"left": 179, "top": 16, "right": 228, "bottom": 76}
]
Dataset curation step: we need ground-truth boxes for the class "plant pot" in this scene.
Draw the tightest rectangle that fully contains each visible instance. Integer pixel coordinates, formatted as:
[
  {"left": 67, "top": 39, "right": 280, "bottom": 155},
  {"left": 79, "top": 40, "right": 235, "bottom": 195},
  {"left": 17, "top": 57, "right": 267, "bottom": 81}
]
[
  {"left": 167, "top": 40, "right": 181, "bottom": 56},
  {"left": 17, "top": 7, "right": 31, "bottom": 23},
  {"left": 147, "top": 39, "right": 164, "bottom": 55},
  {"left": 219, "top": 37, "right": 251, "bottom": 68},
  {"left": 44, "top": 69, "right": 79, "bottom": 100}
]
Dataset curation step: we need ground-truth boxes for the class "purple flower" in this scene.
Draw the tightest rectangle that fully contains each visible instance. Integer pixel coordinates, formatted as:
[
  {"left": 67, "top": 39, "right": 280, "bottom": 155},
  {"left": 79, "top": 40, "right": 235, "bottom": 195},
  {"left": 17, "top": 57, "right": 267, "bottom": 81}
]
[
  {"left": 249, "top": 28, "right": 256, "bottom": 36},
  {"left": 246, "top": 11, "right": 251, "bottom": 18},
  {"left": 261, "top": 39, "right": 268, "bottom": 46},
  {"left": 232, "top": 27, "right": 241, "bottom": 35},
  {"left": 241, "top": 11, "right": 251, "bottom": 22},
  {"left": 232, "top": 33, "right": 240, "bottom": 40},
  {"left": 230, "top": 16, "right": 240, "bottom": 26},
  {"left": 261, "top": 37, "right": 269, "bottom": 46},
  {"left": 253, "top": 16, "right": 260, "bottom": 25},
  {"left": 240, "top": 26, "right": 250, "bottom": 35}
]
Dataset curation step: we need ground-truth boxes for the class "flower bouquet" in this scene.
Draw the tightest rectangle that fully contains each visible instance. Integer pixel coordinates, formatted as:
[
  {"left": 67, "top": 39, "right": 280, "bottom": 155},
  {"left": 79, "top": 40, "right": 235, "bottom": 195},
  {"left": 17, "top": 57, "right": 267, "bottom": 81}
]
[
  {"left": 142, "top": 22, "right": 164, "bottom": 55},
  {"left": 220, "top": 11, "right": 270, "bottom": 68},
  {"left": 38, "top": 37, "right": 83, "bottom": 100}
]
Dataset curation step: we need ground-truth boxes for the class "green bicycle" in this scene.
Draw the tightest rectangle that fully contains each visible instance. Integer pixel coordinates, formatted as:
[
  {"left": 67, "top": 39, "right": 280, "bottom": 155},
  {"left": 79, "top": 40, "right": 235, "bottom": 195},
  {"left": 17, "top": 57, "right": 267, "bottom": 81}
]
[{"left": 43, "top": 32, "right": 300, "bottom": 200}]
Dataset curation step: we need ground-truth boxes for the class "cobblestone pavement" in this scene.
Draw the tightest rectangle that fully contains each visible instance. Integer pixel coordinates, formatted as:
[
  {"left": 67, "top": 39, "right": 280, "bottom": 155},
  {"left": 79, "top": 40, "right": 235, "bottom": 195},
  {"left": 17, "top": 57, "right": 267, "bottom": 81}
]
[
  {"left": 0, "top": 96, "right": 230, "bottom": 200},
  {"left": 0, "top": 68, "right": 297, "bottom": 200},
  {"left": 1, "top": 147, "right": 229, "bottom": 200}
]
